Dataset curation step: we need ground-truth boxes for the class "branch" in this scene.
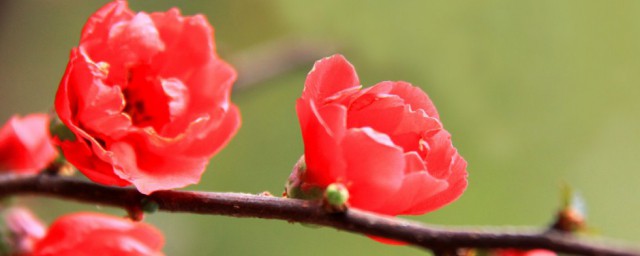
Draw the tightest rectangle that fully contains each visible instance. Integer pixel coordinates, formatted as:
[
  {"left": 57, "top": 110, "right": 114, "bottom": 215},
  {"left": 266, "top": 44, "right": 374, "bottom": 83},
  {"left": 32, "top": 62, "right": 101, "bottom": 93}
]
[
  {"left": 0, "top": 174, "right": 637, "bottom": 256},
  {"left": 230, "top": 37, "right": 340, "bottom": 90}
]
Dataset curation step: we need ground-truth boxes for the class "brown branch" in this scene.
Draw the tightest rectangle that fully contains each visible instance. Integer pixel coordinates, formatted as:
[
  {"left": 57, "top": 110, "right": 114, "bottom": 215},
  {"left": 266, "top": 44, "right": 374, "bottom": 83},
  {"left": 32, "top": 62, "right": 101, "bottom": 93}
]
[{"left": 0, "top": 174, "right": 638, "bottom": 256}]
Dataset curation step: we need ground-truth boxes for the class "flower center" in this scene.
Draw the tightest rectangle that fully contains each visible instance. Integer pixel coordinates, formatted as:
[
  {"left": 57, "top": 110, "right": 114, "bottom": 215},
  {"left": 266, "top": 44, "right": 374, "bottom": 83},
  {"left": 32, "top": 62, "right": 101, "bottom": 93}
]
[{"left": 121, "top": 65, "right": 188, "bottom": 133}]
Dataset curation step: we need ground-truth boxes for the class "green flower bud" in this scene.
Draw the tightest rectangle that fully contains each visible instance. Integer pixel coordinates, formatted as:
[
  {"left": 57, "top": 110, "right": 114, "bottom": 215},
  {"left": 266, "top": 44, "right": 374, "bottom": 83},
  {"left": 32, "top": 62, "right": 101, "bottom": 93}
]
[{"left": 325, "top": 183, "right": 349, "bottom": 207}]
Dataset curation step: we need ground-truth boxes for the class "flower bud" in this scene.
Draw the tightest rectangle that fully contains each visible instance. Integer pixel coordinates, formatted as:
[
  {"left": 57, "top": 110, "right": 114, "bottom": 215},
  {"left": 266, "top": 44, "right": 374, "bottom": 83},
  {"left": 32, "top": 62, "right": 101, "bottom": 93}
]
[
  {"left": 325, "top": 183, "right": 349, "bottom": 207},
  {"left": 285, "top": 156, "right": 323, "bottom": 200}
]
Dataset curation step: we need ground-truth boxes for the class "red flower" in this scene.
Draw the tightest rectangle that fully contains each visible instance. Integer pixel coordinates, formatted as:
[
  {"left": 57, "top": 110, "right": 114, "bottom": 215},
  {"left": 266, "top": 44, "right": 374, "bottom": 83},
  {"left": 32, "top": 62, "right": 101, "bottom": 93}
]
[
  {"left": 0, "top": 114, "right": 57, "bottom": 174},
  {"left": 495, "top": 249, "right": 557, "bottom": 256},
  {"left": 54, "top": 1, "right": 240, "bottom": 194},
  {"left": 289, "top": 55, "right": 467, "bottom": 217},
  {"left": 8, "top": 211, "right": 165, "bottom": 256}
]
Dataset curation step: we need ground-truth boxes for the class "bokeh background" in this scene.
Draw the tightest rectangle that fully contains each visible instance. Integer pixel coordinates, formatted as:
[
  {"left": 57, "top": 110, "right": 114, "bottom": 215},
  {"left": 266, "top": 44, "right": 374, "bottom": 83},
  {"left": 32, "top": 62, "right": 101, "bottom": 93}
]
[{"left": 2, "top": 1, "right": 640, "bottom": 255}]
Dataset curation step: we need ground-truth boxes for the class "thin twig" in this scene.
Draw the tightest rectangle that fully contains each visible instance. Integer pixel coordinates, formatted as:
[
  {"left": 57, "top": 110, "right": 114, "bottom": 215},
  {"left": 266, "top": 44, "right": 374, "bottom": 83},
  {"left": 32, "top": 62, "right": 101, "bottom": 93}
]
[
  {"left": 230, "top": 37, "right": 340, "bottom": 90},
  {"left": 0, "top": 174, "right": 638, "bottom": 256}
]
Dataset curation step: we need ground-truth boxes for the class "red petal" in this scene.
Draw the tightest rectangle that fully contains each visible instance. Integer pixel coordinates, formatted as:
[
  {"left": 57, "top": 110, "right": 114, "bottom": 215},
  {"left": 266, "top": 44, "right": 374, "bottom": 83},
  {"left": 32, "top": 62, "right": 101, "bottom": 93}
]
[
  {"left": 341, "top": 128, "right": 405, "bottom": 211},
  {"left": 57, "top": 128, "right": 129, "bottom": 186},
  {"left": 159, "top": 59, "right": 236, "bottom": 139},
  {"left": 403, "top": 151, "right": 427, "bottom": 174},
  {"left": 180, "top": 104, "right": 242, "bottom": 157},
  {"left": 109, "top": 139, "right": 208, "bottom": 195},
  {"left": 57, "top": 49, "right": 131, "bottom": 138},
  {"left": 33, "top": 212, "right": 164, "bottom": 256},
  {"left": 150, "top": 10, "right": 216, "bottom": 80},
  {"left": 367, "top": 236, "right": 407, "bottom": 246},
  {"left": 371, "top": 152, "right": 448, "bottom": 215},
  {"left": 186, "top": 58, "right": 236, "bottom": 108},
  {"left": 346, "top": 88, "right": 442, "bottom": 153},
  {"left": 79, "top": 0, "right": 135, "bottom": 66},
  {"left": 54, "top": 50, "right": 79, "bottom": 124},
  {"left": 296, "top": 100, "right": 348, "bottom": 186},
  {"left": 346, "top": 93, "right": 405, "bottom": 131},
  {"left": 106, "top": 13, "right": 165, "bottom": 64},
  {"left": 498, "top": 249, "right": 557, "bottom": 256},
  {"left": 368, "top": 81, "right": 440, "bottom": 119},
  {"left": 80, "top": 1, "right": 134, "bottom": 42},
  {"left": 424, "top": 129, "right": 457, "bottom": 179},
  {"left": 302, "top": 54, "right": 360, "bottom": 104},
  {"left": 412, "top": 152, "right": 468, "bottom": 213},
  {"left": 388, "top": 172, "right": 449, "bottom": 215}
]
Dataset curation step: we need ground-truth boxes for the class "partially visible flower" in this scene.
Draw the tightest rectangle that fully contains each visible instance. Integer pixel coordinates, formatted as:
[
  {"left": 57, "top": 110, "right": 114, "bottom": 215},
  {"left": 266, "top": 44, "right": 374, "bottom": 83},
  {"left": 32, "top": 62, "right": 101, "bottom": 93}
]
[
  {"left": 288, "top": 54, "right": 467, "bottom": 217},
  {"left": 54, "top": 0, "right": 240, "bottom": 194},
  {"left": 0, "top": 114, "right": 58, "bottom": 174},
  {"left": 495, "top": 249, "right": 556, "bottom": 256},
  {"left": 3, "top": 207, "right": 46, "bottom": 254},
  {"left": 4, "top": 210, "right": 164, "bottom": 256}
]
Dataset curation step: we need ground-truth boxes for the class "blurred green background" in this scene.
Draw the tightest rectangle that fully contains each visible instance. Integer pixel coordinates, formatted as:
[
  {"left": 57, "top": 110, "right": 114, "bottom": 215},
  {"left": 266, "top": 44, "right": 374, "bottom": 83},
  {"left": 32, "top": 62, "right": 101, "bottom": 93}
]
[{"left": 2, "top": 1, "right": 640, "bottom": 255}]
